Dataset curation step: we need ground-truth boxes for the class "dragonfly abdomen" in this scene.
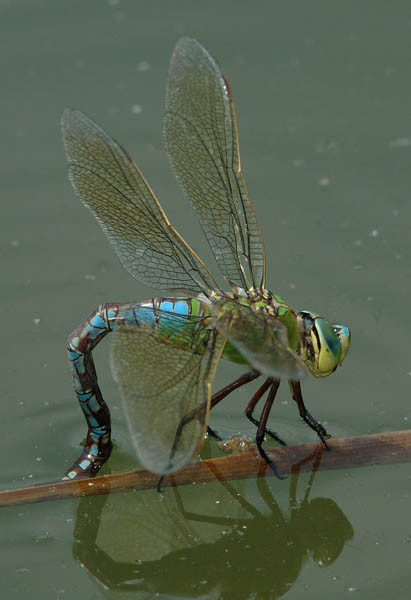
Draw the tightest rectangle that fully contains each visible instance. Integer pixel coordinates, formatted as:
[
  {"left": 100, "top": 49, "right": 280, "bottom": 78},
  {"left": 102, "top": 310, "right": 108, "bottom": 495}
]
[{"left": 65, "top": 299, "right": 208, "bottom": 479}]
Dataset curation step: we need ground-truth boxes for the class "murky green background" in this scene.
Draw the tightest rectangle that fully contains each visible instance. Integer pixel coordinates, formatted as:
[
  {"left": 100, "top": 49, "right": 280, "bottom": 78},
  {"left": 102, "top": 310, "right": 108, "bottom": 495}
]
[{"left": 2, "top": 1, "right": 411, "bottom": 598}]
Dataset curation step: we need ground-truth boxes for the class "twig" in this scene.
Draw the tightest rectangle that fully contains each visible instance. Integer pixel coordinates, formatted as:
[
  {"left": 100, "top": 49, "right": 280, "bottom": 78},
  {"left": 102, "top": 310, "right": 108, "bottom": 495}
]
[{"left": 1, "top": 429, "right": 410, "bottom": 508}]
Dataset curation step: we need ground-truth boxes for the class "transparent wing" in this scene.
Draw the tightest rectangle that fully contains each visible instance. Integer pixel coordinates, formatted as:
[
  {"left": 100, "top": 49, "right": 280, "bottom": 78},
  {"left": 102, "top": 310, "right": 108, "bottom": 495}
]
[
  {"left": 62, "top": 109, "right": 217, "bottom": 295},
  {"left": 111, "top": 310, "right": 224, "bottom": 475},
  {"left": 164, "top": 37, "right": 266, "bottom": 292},
  {"left": 212, "top": 299, "right": 307, "bottom": 380}
]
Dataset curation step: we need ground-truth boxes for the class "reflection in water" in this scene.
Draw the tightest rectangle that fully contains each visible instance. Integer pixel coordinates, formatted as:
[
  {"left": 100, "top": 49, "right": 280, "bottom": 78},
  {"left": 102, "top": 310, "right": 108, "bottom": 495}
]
[{"left": 73, "top": 453, "right": 353, "bottom": 599}]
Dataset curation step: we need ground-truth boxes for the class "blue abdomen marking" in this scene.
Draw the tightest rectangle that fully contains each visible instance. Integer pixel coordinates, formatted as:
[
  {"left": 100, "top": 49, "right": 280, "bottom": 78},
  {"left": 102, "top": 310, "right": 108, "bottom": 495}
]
[
  {"left": 167, "top": 300, "right": 189, "bottom": 316},
  {"left": 157, "top": 299, "right": 190, "bottom": 339}
]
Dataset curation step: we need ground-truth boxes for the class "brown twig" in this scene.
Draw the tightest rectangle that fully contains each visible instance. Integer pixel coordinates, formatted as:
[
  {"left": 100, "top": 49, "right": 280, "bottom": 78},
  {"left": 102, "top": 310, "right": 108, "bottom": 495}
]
[{"left": 1, "top": 429, "right": 410, "bottom": 508}]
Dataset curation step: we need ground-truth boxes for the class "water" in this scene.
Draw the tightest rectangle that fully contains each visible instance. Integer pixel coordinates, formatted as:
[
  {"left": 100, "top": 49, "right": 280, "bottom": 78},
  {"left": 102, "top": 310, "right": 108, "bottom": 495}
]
[{"left": 1, "top": 1, "right": 411, "bottom": 598}]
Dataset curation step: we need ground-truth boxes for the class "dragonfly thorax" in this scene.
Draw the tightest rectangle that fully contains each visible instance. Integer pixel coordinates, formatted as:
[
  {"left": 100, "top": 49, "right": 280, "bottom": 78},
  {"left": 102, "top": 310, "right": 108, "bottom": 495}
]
[
  {"left": 211, "top": 288, "right": 294, "bottom": 318},
  {"left": 211, "top": 287, "right": 301, "bottom": 353},
  {"left": 297, "top": 311, "right": 351, "bottom": 378}
]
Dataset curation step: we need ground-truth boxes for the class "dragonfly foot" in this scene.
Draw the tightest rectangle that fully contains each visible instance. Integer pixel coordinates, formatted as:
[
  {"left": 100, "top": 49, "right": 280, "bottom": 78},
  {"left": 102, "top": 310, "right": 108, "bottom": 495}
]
[
  {"left": 246, "top": 411, "right": 287, "bottom": 446},
  {"left": 256, "top": 439, "right": 288, "bottom": 480},
  {"left": 322, "top": 435, "right": 331, "bottom": 451},
  {"left": 290, "top": 381, "right": 331, "bottom": 447},
  {"left": 157, "top": 475, "right": 165, "bottom": 493},
  {"left": 206, "top": 426, "right": 223, "bottom": 441},
  {"left": 305, "top": 416, "right": 331, "bottom": 448},
  {"left": 264, "top": 428, "right": 287, "bottom": 447}
]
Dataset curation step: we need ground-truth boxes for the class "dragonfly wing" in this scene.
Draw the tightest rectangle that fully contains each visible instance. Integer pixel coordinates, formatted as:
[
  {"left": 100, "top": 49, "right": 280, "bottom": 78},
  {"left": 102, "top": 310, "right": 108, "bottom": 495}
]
[
  {"left": 164, "top": 37, "right": 266, "bottom": 292},
  {"left": 212, "top": 300, "right": 307, "bottom": 380},
  {"left": 111, "top": 311, "right": 224, "bottom": 475},
  {"left": 62, "top": 109, "right": 217, "bottom": 295}
]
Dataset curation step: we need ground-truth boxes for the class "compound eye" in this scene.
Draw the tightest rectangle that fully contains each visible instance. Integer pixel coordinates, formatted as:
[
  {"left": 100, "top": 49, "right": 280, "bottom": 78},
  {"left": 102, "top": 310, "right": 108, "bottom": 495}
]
[
  {"left": 312, "top": 318, "right": 342, "bottom": 376},
  {"left": 332, "top": 324, "right": 351, "bottom": 365}
]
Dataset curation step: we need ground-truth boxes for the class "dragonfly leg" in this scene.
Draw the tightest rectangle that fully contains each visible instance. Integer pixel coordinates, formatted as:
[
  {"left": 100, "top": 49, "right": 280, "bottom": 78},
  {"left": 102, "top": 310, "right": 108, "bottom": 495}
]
[
  {"left": 245, "top": 379, "right": 287, "bottom": 446},
  {"left": 255, "top": 380, "right": 287, "bottom": 479},
  {"left": 160, "top": 409, "right": 200, "bottom": 488},
  {"left": 160, "top": 371, "right": 261, "bottom": 485},
  {"left": 207, "top": 370, "right": 260, "bottom": 441},
  {"left": 64, "top": 302, "right": 142, "bottom": 480},
  {"left": 207, "top": 371, "right": 260, "bottom": 442},
  {"left": 210, "top": 371, "right": 260, "bottom": 409},
  {"left": 289, "top": 381, "right": 331, "bottom": 449}
]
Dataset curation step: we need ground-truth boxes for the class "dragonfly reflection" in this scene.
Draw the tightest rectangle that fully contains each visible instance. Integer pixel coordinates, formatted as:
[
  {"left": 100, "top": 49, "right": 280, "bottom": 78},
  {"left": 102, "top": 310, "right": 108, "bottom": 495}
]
[{"left": 72, "top": 453, "right": 354, "bottom": 598}]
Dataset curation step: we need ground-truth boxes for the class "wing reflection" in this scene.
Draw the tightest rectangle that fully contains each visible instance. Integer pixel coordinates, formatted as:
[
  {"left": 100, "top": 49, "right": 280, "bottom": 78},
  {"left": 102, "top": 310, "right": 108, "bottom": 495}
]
[{"left": 72, "top": 453, "right": 353, "bottom": 599}]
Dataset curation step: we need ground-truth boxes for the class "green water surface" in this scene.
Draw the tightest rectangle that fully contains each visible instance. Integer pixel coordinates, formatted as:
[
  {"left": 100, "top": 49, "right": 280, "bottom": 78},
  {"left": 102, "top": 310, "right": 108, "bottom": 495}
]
[{"left": 1, "top": 1, "right": 411, "bottom": 598}]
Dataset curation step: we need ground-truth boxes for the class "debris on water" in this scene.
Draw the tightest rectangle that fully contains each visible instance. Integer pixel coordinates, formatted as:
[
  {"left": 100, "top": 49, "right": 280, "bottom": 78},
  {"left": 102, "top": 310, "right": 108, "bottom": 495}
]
[
  {"left": 137, "top": 61, "right": 150, "bottom": 72},
  {"left": 319, "top": 177, "right": 331, "bottom": 186},
  {"left": 217, "top": 434, "right": 255, "bottom": 454},
  {"left": 389, "top": 137, "right": 411, "bottom": 147}
]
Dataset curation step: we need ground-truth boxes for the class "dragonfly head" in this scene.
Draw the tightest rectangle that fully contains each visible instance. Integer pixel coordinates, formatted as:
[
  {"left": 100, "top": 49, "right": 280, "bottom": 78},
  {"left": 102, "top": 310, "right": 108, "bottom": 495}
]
[{"left": 297, "top": 311, "right": 351, "bottom": 378}]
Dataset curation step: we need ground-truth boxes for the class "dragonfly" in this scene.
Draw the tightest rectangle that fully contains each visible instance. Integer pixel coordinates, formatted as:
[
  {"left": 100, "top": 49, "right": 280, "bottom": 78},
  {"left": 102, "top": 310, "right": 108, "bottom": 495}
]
[{"left": 61, "top": 37, "right": 350, "bottom": 482}]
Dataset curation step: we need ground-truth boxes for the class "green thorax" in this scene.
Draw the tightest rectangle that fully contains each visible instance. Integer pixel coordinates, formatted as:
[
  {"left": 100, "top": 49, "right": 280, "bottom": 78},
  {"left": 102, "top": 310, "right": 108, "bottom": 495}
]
[{"left": 210, "top": 289, "right": 299, "bottom": 365}]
